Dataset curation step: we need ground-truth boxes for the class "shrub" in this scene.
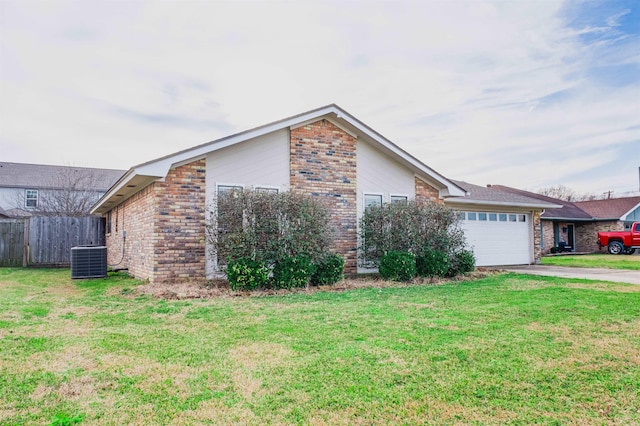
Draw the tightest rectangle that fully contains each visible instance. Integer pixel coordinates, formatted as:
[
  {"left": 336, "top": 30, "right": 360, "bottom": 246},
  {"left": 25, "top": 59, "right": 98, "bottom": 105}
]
[
  {"left": 226, "top": 258, "right": 270, "bottom": 291},
  {"left": 359, "top": 200, "right": 467, "bottom": 268},
  {"left": 379, "top": 251, "right": 416, "bottom": 282},
  {"left": 447, "top": 249, "right": 476, "bottom": 277},
  {"left": 312, "top": 253, "right": 345, "bottom": 286},
  {"left": 416, "top": 248, "right": 449, "bottom": 277},
  {"left": 272, "top": 254, "right": 316, "bottom": 289},
  {"left": 207, "top": 190, "right": 332, "bottom": 267},
  {"left": 550, "top": 246, "right": 558, "bottom": 254}
]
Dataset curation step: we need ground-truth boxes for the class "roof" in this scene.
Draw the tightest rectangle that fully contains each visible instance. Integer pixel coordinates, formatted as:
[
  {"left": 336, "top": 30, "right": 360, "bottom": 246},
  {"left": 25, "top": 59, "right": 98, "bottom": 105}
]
[
  {"left": 492, "top": 185, "right": 640, "bottom": 221},
  {"left": 0, "top": 162, "right": 125, "bottom": 191},
  {"left": 491, "top": 185, "right": 592, "bottom": 220},
  {"left": 0, "top": 206, "right": 10, "bottom": 218},
  {"left": 92, "top": 104, "right": 468, "bottom": 214},
  {"left": 573, "top": 196, "right": 640, "bottom": 220},
  {"left": 445, "top": 181, "right": 560, "bottom": 209}
]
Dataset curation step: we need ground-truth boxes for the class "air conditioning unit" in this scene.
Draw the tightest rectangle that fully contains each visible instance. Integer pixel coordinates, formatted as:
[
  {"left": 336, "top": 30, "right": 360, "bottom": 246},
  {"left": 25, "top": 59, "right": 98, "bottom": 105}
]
[{"left": 71, "top": 246, "right": 107, "bottom": 279}]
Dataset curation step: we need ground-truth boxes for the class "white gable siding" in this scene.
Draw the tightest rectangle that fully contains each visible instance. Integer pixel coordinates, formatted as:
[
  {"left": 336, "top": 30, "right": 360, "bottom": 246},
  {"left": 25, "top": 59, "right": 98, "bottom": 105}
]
[
  {"left": 356, "top": 140, "right": 416, "bottom": 272},
  {"left": 356, "top": 140, "right": 415, "bottom": 213},
  {"left": 205, "top": 128, "right": 290, "bottom": 193},
  {"left": 205, "top": 128, "right": 290, "bottom": 277}
]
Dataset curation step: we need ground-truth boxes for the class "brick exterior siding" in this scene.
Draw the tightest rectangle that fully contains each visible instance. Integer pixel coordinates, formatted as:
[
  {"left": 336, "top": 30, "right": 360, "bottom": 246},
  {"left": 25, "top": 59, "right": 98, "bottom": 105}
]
[
  {"left": 415, "top": 177, "right": 441, "bottom": 203},
  {"left": 290, "top": 120, "right": 358, "bottom": 272},
  {"left": 104, "top": 160, "right": 206, "bottom": 283},
  {"left": 532, "top": 211, "right": 542, "bottom": 263},
  {"left": 152, "top": 160, "right": 206, "bottom": 282},
  {"left": 105, "top": 185, "right": 155, "bottom": 280},
  {"left": 541, "top": 220, "right": 623, "bottom": 254}
]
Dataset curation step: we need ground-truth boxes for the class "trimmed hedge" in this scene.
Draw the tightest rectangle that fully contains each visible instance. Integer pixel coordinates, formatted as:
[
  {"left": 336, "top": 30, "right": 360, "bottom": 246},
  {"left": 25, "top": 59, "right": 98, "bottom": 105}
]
[
  {"left": 447, "top": 249, "right": 476, "bottom": 277},
  {"left": 311, "top": 253, "right": 345, "bottom": 286},
  {"left": 379, "top": 251, "right": 416, "bottom": 282},
  {"left": 272, "top": 254, "right": 316, "bottom": 289},
  {"left": 226, "top": 258, "right": 270, "bottom": 291},
  {"left": 416, "top": 248, "right": 449, "bottom": 277}
]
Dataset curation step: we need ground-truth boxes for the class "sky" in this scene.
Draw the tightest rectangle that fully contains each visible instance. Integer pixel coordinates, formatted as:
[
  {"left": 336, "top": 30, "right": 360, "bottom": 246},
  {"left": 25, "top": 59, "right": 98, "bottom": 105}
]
[{"left": 1, "top": 0, "right": 639, "bottom": 198}]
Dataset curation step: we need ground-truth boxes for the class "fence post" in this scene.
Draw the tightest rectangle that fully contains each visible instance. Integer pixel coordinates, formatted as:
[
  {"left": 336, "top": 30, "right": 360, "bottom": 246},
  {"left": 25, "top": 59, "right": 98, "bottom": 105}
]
[{"left": 23, "top": 218, "right": 29, "bottom": 267}]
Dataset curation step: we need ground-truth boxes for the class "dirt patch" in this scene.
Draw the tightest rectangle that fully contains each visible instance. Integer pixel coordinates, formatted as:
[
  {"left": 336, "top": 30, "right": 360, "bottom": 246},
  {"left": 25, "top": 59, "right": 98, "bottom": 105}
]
[{"left": 136, "top": 270, "right": 499, "bottom": 300}]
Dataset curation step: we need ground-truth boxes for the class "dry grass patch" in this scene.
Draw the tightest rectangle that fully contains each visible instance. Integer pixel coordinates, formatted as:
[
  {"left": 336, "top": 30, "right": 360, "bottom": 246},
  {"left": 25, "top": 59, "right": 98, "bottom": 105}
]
[
  {"left": 135, "top": 270, "right": 498, "bottom": 300},
  {"left": 171, "top": 399, "right": 270, "bottom": 425}
]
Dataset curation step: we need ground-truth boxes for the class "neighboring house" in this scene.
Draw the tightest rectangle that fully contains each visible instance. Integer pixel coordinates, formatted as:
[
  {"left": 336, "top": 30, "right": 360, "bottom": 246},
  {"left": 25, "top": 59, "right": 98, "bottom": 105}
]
[
  {"left": 91, "top": 104, "right": 557, "bottom": 283},
  {"left": 0, "top": 162, "right": 125, "bottom": 216},
  {"left": 493, "top": 185, "right": 640, "bottom": 253}
]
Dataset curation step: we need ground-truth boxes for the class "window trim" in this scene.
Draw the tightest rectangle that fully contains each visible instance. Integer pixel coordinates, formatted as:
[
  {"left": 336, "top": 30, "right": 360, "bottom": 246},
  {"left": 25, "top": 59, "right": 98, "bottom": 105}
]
[
  {"left": 25, "top": 189, "right": 38, "bottom": 208},
  {"left": 363, "top": 193, "right": 384, "bottom": 210},
  {"left": 390, "top": 194, "right": 409, "bottom": 204}
]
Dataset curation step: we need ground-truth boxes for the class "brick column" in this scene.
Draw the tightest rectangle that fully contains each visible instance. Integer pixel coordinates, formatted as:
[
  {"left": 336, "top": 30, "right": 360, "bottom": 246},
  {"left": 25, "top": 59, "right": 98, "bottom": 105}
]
[
  {"left": 153, "top": 159, "right": 207, "bottom": 282},
  {"left": 290, "top": 120, "right": 358, "bottom": 272}
]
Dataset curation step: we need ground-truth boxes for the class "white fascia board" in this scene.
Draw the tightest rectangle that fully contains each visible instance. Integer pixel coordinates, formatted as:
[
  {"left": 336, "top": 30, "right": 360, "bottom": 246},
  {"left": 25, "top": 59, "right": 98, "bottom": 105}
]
[
  {"left": 90, "top": 170, "right": 135, "bottom": 214},
  {"left": 445, "top": 198, "right": 561, "bottom": 210}
]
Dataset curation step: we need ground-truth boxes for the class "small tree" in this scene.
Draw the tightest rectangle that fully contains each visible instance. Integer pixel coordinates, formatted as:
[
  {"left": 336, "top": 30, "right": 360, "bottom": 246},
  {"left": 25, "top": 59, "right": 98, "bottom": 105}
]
[
  {"left": 206, "top": 189, "right": 333, "bottom": 268},
  {"left": 13, "top": 166, "right": 115, "bottom": 216},
  {"left": 359, "top": 200, "right": 467, "bottom": 268}
]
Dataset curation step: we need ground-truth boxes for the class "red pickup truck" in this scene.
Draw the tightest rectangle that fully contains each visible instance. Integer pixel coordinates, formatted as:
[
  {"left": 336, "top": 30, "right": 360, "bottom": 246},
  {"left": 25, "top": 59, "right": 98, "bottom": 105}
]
[{"left": 597, "top": 222, "right": 640, "bottom": 255}]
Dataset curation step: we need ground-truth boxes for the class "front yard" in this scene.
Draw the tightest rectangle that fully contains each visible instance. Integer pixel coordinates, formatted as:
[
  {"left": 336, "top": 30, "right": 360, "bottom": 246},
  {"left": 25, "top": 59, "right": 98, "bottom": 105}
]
[
  {"left": 1, "top": 268, "right": 639, "bottom": 425},
  {"left": 542, "top": 253, "right": 640, "bottom": 270}
]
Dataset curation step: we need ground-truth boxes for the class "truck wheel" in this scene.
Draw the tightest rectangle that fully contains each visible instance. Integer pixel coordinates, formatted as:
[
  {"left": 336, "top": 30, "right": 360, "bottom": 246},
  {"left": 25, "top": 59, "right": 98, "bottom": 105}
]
[
  {"left": 624, "top": 248, "right": 636, "bottom": 255},
  {"left": 607, "top": 241, "right": 624, "bottom": 255}
]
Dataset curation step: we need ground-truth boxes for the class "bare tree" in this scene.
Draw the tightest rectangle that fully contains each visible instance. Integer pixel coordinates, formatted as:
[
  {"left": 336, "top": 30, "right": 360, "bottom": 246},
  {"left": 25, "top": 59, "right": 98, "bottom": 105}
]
[
  {"left": 536, "top": 185, "right": 599, "bottom": 202},
  {"left": 13, "top": 167, "right": 111, "bottom": 216}
]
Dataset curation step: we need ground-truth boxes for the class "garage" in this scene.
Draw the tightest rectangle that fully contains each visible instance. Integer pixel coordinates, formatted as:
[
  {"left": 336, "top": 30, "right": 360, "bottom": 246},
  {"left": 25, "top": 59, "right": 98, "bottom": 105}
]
[{"left": 459, "top": 211, "right": 533, "bottom": 266}]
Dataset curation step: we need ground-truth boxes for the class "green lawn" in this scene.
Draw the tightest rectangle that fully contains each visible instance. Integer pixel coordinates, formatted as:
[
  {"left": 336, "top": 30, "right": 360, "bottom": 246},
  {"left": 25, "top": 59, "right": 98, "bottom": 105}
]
[
  {"left": 1, "top": 268, "right": 639, "bottom": 425},
  {"left": 542, "top": 253, "right": 640, "bottom": 270}
]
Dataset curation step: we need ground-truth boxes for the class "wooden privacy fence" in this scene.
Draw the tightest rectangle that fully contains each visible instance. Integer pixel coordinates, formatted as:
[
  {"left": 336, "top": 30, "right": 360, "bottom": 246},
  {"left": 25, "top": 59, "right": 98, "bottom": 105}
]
[
  {"left": 0, "top": 219, "right": 26, "bottom": 266},
  {"left": 0, "top": 216, "right": 105, "bottom": 267}
]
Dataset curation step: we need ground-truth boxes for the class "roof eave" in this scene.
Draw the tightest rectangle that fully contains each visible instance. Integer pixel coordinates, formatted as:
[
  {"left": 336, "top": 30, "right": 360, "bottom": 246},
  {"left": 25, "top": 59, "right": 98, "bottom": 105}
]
[{"left": 445, "top": 198, "right": 561, "bottom": 209}]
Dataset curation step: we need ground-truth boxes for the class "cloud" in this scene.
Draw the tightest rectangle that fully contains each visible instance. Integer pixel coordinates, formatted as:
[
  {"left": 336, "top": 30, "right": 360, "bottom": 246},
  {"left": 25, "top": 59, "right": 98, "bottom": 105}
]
[{"left": 1, "top": 0, "right": 638, "bottom": 195}]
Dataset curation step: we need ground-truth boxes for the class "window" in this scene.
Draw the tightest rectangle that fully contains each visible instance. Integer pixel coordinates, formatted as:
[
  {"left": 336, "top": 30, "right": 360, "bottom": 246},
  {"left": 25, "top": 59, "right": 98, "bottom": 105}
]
[
  {"left": 106, "top": 211, "right": 112, "bottom": 234},
  {"left": 499, "top": 213, "right": 507, "bottom": 222},
  {"left": 390, "top": 195, "right": 408, "bottom": 204},
  {"left": 489, "top": 213, "right": 498, "bottom": 221},
  {"left": 25, "top": 189, "right": 38, "bottom": 208},
  {"left": 457, "top": 212, "right": 466, "bottom": 220},
  {"left": 256, "top": 187, "right": 278, "bottom": 194},
  {"left": 478, "top": 213, "right": 487, "bottom": 221},
  {"left": 218, "top": 185, "right": 243, "bottom": 193},
  {"left": 364, "top": 194, "right": 383, "bottom": 209},
  {"left": 509, "top": 214, "right": 517, "bottom": 222},
  {"left": 467, "top": 212, "right": 477, "bottom": 221},
  {"left": 519, "top": 215, "right": 527, "bottom": 222}
]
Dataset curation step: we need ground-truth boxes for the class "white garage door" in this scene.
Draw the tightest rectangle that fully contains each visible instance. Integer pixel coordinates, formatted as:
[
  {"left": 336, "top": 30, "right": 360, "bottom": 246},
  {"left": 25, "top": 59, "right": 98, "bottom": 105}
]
[{"left": 460, "top": 212, "right": 532, "bottom": 266}]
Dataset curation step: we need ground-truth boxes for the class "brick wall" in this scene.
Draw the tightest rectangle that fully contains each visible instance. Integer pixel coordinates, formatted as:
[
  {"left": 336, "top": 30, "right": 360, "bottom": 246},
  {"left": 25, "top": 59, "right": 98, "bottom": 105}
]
[
  {"left": 105, "top": 184, "right": 155, "bottom": 280},
  {"left": 541, "top": 221, "right": 555, "bottom": 253},
  {"left": 152, "top": 160, "right": 206, "bottom": 282},
  {"left": 104, "top": 159, "right": 206, "bottom": 283},
  {"left": 533, "top": 211, "right": 542, "bottom": 263},
  {"left": 290, "top": 119, "right": 358, "bottom": 272},
  {"left": 577, "top": 221, "right": 622, "bottom": 253},
  {"left": 415, "top": 177, "right": 441, "bottom": 203},
  {"left": 541, "top": 220, "right": 622, "bottom": 254}
]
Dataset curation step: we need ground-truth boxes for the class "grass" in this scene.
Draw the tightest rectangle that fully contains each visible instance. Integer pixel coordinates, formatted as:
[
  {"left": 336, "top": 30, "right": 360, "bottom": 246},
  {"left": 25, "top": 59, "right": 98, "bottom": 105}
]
[
  {"left": 542, "top": 253, "right": 640, "bottom": 270},
  {"left": 0, "top": 268, "right": 639, "bottom": 425}
]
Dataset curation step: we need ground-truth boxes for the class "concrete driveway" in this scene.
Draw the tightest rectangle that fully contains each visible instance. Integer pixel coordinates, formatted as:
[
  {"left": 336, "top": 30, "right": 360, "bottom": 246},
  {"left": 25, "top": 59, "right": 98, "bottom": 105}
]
[{"left": 496, "top": 265, "right": 640, "bottom": 285}]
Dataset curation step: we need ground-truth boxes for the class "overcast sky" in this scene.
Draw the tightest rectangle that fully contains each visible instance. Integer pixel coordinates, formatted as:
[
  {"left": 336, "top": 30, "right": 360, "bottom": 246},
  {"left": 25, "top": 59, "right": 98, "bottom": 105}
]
[{"left": 1, "top": 0, "right": 639, "bottom": 197}]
